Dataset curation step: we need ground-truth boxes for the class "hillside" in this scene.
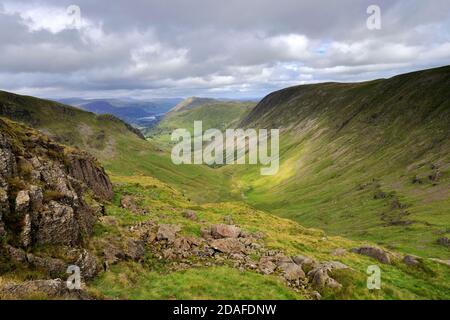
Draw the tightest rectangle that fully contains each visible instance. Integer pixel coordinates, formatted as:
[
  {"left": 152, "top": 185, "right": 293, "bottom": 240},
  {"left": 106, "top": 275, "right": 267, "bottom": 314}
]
[
  {"left": 229, "top": 66, "right": 450, "bottom": 259},
  {"left": 149, "top": 97, "right": 256, "bottom": 144},
  {"left": 0, "top": 91, "right": 235, "bottom": 203},
  {"left": 3, "top": 117, "right": 449, "bottom": 299}
]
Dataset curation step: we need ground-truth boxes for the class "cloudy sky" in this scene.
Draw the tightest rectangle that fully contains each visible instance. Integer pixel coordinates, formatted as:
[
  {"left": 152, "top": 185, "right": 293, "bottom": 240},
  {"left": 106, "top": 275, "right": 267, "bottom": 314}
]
[{"left": 1, "top": 0, "right": 450, "bottom": 100}]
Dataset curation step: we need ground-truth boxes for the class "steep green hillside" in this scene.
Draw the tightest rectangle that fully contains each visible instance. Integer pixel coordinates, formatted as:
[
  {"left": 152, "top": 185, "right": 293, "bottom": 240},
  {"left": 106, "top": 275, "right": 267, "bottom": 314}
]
[
  {"left": 0, "top": 91, "right": 235, "bottom": 203},
  {"left": 149, "top": 97, "right": 255, "bottom": 145},
  {"left": 229, "top": 66, "right": 450, "bottom": 259}
]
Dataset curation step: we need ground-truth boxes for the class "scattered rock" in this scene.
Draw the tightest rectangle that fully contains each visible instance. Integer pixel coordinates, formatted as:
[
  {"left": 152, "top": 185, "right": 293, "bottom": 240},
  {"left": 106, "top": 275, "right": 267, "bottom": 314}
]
[
  {"left": 292, "top": 255, "right": 316, "bottom": 268},
  {"left": 75, "top": 249, "right": 99, "bottom": 280},
  {"left": 310, "top": 291, "right": 322, "bottom": 300},
  {"left": 200, "top": 227, "right": 213, "bottom": 239},
  {"left": 403, "top": 255, "right": 420, "bottom": 267},
  {"left": 182, "top": 210, "right": 197, "bottom": 221},
  {"left": 156, "top": 224, "right": 181, "bottom": 243},
  {"left": 258, "top": 256, "right": 277, "bottom": 275},
  {"left": 124, "top": 239, "right": 145, "bottom": 261},
  {"left": 307, "top": 262, "right": 348, "bottom": 290},
  {"left": 351, "top": 246, "right": 391, "bottom": 264},
  {"left": 26, "top": 253, "right": 67, "bottom": 278},
  {"left": 0, "top": 279, "right": 86, "bottom": 299},
  {"left": 210, "top": 224, "right": 241, "bottom": 239},
  {"left": 5, "top": 245, "right": 28, "bottom": 263},
  {"left": 280, "top": 263, "right": 305, "bottom": 281},
  {"left": 210, "top": 238, "right": 245, "bottom": 254},
  {"left": 102, "top": 243, "right": 126, "bottom": 266},
  {"left": 331, "top": 248, "right": 347, "bottom": 256},
  {"left": 274, "top": 254, "right": 293, "bottom": 266},
  {"left": 120, "top": 195, "right": 146, "bottom": 215}
]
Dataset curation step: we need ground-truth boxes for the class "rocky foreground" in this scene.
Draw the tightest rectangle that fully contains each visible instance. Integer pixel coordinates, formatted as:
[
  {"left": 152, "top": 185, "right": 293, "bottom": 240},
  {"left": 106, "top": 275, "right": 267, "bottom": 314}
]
[{"left": 0, "top": 117, "right": 112, "bottom": 298}]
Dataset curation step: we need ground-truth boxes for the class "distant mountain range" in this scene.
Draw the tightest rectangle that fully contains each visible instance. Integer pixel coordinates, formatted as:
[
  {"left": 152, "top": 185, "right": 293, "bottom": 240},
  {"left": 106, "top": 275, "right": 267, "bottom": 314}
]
[{"left": 58, "top": 97, "right": 183, "bottom": 129}]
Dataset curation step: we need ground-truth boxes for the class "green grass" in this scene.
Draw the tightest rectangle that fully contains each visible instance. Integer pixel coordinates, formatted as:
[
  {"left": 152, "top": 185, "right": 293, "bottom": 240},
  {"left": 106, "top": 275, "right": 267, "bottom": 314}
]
[
  {"left": 149, "top": 99, "right": 255, "bottom": 145},
  {"left": 92, "top": 264, "right": 303, "bottom": 300}
]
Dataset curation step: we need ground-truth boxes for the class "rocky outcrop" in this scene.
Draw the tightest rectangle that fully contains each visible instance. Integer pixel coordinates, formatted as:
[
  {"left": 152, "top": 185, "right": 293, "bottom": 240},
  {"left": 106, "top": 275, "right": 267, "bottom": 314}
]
[
  {"left": 0, "top": 118, "right": 113, "bottom": 248},
  {"left": 66, "top": 152, "right": 113, "bottom": 201},
  {"left": 351, "top": 246, "right": 392, "bottom": 264}
]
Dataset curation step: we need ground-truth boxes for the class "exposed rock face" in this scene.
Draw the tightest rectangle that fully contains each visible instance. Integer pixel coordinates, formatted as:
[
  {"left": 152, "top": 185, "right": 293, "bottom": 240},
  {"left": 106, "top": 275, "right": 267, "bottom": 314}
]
[
  {"left": 351, "top": 246, "right": 391, "bottom": 264},
  {"left": 0, "top": 118, "right": 113, "bottom": 248},
  {"left": 66, "top": 152, "right": 113, "bottom": 201}
]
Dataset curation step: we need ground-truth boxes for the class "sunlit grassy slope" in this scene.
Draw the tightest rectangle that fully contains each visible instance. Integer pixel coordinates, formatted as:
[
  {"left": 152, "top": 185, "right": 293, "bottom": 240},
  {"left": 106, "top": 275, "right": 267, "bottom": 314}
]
[
  {"left": 225, "top": 66, "right": 450, "bottom": 259},
  {"left": 148, "top": 97, "right": 255, "bottom": 145}
]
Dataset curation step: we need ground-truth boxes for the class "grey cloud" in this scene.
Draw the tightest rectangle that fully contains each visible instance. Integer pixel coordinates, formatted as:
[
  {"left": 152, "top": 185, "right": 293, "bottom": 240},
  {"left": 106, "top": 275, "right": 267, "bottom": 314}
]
[{"left": 0, "top": 0, "right": 450, "bottom": 99}]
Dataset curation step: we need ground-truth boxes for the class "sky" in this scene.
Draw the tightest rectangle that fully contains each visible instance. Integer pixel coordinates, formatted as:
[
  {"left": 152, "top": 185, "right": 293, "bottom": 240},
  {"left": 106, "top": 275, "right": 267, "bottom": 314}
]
[{"left": 1, "top": 0, "right": 450, "bottom": 100}]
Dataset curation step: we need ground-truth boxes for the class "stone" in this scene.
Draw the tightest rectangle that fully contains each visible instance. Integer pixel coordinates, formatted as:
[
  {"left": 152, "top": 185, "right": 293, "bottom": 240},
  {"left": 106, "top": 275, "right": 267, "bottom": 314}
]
[
  {"left": 274, "top": 254, "right": 293, "bottom": 266},
  {"left": 403, "top": 255, "right": 420, "bottom": 267},
  {"left": 173, "top": 237, "right": 193, "bottom": 252},
  {"left": 75, "top": 249, "right": 99, "bottom": 280},
  {"left": 311, "top": 291, "right": 322, "bottom": 300},
  {"left": 258, "top": 256, "right": 277, "bottom": 275},
  {"left": 0, "top": 279, "right": 87, "bottom": 299},
  {"left": 35, "top": 201, "right": 80, "bottom": 245},
  {"left": 200, "top": 227, "right": 212, "bottom": 239},
  {"left": 20, "top": 213, "right": 32, "bottom": 247},
  {"left": 331, "top": 248, "right": 347, "bottom": 256},
  {"left": 5, "top": 245, "right": 28, "bottom": 263},
  {"left": 28, "top": 185, "right": 43, "bottom": 211},
  {"left": 307, "top": 261, "right": 348, "bottom": 290},
  {"left": 182, "top": 210, "right": 198, "bottom": 221},
  {"left": 280, "top": 263, "right": 306, "bottom": 281},
  {"left": 15, "top": 190, "right": 30, "bottom": 213},
  {"left": 26, "top": 253, "right": 67, "bottom": 278},
  {"left": 211, "top": 224, "right": 241, "bottom": 239},
  {"left": 103, "top": 244, "right": 126, "bottom": 266},
  {"left": 1, "top": 279, "right": 65, "bottom": 298},
  {"left": 292, "top": 255, "right": 316, "bottom": 267},
  {"left": 157, "top": 224, "right": 181, "bottom": 243},
  {"left": 210, "top": 238, "right": 245, "bottom": 254},
  {"left": 124, "top": 239, "right": 145, "bottom": 261},
  {"left": 351, "top": 246, "right": 391, "bottom": 264},
  {"left": 0, "top": 187, "right": 9, "bottom": 239}
]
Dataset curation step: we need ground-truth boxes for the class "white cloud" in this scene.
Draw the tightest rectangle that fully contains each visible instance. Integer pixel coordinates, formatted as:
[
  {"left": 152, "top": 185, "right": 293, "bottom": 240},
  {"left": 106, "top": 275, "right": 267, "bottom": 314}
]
[{"left": 0, "top": 0, "right": 449, "bottom": 99}]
